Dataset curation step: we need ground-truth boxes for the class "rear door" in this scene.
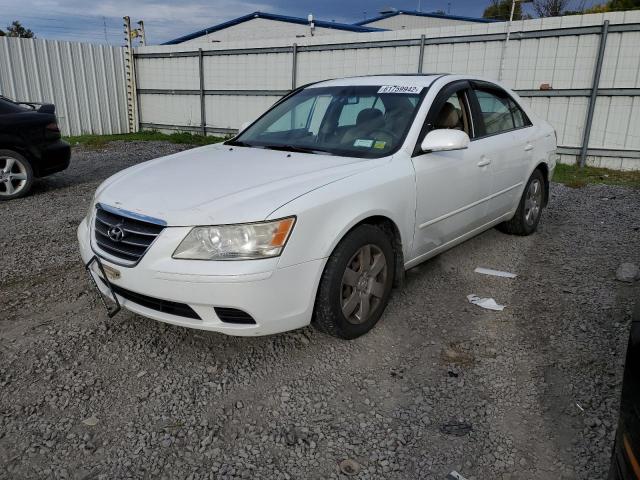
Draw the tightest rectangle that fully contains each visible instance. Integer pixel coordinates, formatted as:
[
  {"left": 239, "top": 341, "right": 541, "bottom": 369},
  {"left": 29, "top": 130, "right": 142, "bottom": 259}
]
[
  {"left": 469, "top": 82, "right": 535, "bottom": 218},
  {"left": 410, "top": 81, "right": 496, "bottom": 258}
]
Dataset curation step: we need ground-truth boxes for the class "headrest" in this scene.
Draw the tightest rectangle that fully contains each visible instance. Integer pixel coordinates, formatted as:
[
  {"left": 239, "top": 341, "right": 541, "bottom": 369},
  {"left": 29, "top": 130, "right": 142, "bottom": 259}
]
[
  {"left": 435, "top": 102, "right": 460, "bottom": 129},
  {"left": 356, "top": 108, "right": 383, "bottom": 126}
]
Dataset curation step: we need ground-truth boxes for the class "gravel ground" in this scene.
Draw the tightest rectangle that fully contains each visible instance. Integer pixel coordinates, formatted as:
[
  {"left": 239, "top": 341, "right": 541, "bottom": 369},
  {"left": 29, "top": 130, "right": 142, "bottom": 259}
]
[{"left": 1, "top": 141, "right": 639, "bottom": 480}]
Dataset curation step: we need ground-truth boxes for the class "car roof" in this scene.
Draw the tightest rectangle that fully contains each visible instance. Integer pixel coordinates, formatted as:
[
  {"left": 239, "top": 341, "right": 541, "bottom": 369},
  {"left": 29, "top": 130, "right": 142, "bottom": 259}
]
[{"left": 307, "top": 74, "right": 448, "bottom": 89}]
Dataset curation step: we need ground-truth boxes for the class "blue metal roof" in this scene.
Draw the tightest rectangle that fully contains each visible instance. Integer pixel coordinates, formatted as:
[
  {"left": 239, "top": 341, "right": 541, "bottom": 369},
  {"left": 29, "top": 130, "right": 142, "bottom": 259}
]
[
  {"left": 163, "top": 12, "right": 387, "bottom": 45},
  {"left": 353, "top": 10, "right": 496, "bottom": 26}
]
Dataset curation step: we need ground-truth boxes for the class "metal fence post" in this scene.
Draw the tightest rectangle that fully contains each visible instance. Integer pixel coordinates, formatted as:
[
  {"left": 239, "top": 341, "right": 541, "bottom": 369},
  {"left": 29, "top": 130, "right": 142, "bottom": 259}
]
[
  {"left": 291, "top": 43, "right": 298, "bottom": 89},
  {"left": 123, "top": 16, "right": 139, "bottom": 133},
  {"left": 579, "top": 20, "right": 609, "bottom": 168},
  {"left": 418, "top": 34, "right": 426, "bottom": 73},
  {"left": 198, "top": 48, "right": 206, "bottom": 136}
]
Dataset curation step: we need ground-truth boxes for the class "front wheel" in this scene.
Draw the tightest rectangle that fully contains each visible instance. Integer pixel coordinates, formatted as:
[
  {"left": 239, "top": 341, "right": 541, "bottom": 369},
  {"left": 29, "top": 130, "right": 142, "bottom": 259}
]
[
  {"left": 0, "top": 150, "right": 34, "bottom": 200},
  {"left": 312, "top": 224, "right": 395, "bottom": 340},
  {"left": 497, "top": 169, "right": 545, "bottom": 236}
]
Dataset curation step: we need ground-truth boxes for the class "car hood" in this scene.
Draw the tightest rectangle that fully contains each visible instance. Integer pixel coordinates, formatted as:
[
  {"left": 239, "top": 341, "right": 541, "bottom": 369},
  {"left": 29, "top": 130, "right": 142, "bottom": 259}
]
[{"left": 95, "top": 144, "right": 379, "bottom": 226}]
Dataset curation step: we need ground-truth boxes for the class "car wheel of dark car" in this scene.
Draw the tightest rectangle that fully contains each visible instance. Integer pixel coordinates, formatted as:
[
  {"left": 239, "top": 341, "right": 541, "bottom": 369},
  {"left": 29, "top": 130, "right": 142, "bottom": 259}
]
[{"left": 0, "top": 149, "right": 34, "bottom": 200}]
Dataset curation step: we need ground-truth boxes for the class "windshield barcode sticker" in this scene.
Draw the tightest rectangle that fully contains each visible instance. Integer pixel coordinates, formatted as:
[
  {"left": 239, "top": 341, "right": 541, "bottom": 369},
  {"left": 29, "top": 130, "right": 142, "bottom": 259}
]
[
  {"left": 378, "top": 85, "right": 423, "bottom": 94},
  {"left": 354, "top": 139, "right": 374, "bottom": 148}
]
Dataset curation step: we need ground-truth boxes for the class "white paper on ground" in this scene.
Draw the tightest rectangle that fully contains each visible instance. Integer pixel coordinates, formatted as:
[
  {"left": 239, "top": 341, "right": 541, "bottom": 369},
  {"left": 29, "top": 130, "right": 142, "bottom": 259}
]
[
  {"left": 474, "top": 267, "right": 517, "bottom": 278},
  {"left": 446, "top": 471, "right": 469, "bottom": 480},
  {"left": 467, "top": 294, "right": 505, "bottom": 311}
]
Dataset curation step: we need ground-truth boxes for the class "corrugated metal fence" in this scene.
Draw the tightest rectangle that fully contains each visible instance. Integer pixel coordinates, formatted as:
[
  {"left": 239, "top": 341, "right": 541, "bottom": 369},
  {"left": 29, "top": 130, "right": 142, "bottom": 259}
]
[
  {"left": 0, "top": 37, "right": 128, "bottom": 136},
  {"left": 135, "top": 11, "right": 640, "bottom": 170}
]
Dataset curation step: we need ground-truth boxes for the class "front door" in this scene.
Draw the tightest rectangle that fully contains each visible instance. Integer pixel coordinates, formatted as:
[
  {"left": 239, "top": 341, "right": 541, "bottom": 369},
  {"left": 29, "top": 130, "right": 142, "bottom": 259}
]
[{"left": 411, "top": 82, "right": 495, "bottom": 259}]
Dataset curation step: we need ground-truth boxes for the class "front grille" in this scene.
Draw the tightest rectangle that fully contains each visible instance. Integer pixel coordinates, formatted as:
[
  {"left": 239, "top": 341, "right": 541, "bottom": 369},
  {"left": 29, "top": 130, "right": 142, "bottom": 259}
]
[
  {"left": 214, "top": 307, "right": 256, "bottom": 324},
  {"left": 110, "top": 283, "right": 201, "bottom": 320},
  {"left": 93, "top": 204, "right": 165, "bottom": 264}
]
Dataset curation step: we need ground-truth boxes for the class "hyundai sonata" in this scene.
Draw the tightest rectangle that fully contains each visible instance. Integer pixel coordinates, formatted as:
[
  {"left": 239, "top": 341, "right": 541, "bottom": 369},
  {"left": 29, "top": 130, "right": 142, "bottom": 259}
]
[{"left": 78, "top": 74, "right": 556, "bottom": 339}]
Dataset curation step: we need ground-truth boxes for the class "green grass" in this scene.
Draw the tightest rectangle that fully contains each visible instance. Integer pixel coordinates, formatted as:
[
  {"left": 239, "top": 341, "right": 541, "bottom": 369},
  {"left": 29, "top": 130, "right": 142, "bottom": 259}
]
[
  {"left": 65, "top": 130, "right": 226, "bottom": 148},
  {"left": 553, "top": 162, "right": 640, "bottom": 189}
]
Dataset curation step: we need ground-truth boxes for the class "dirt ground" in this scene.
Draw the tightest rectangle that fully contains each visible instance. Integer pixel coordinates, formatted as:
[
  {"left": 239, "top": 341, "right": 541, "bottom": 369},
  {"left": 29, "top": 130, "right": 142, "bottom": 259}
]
[{"left": 1, "top": 141, "right": 639, "bottom": 479}]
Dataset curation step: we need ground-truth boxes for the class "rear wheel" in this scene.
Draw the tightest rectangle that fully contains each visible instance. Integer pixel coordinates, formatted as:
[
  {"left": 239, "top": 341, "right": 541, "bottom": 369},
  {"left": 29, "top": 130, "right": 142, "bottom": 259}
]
[
  {"left": 0, "top": 150, "right": 33, "bottom": 200},
  {"left": 312, "top": 224, "right": 394, "bottom": 339},
  {"left": 497, "top": 169, "right": 545, "bottom": 236}
]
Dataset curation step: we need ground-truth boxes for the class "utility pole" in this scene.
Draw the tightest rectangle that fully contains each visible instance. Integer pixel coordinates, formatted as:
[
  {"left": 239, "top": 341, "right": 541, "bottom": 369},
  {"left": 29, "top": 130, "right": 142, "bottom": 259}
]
[
  {"left": 137, "top": 20, "right": 146, "bottom": 46},
  {"left": 102, "top": 16, "right": 108, "bottom": 44},
  {"left": 307, "top": 14, "right": 315, "bottom": 36},
  {"left": 498, "top": 0, "right": 532, "bottom": 81}
]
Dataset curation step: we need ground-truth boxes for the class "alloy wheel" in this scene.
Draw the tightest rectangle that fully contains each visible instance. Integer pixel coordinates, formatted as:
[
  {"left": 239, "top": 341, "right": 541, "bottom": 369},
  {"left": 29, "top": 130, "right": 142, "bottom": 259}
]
[
  {"left": 0, "top": 156, "right": 29, "bottom": 198},
  {"left": 340, "top": 244, "right": 388, "bottom": 325},
  {"left": 524, "top": 178, "right": 542, "bottom": 226}
]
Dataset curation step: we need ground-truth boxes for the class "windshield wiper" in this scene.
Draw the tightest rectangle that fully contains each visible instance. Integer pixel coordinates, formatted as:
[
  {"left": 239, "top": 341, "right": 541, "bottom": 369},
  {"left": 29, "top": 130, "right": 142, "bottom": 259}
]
[
  {"left": 260, "top": 144, "right": 332, "bottom": 155},
  {"left": 225, "top": 139, "right": 252, "bottom": 147}
]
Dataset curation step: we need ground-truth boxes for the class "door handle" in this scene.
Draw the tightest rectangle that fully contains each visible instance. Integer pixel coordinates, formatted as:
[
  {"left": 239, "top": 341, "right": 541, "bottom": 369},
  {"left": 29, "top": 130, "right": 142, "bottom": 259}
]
[
  {"left": 524, "top": 144, "right": 534, "bottom": 151},
  {"left": 477, "top": 158, "right": 491, "bottom": 167}
]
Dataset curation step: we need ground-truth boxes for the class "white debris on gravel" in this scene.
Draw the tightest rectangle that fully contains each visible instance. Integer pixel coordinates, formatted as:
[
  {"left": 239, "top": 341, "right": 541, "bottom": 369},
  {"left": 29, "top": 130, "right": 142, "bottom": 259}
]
[
  {"left": 474, "top": 267, "right": 517, "bottom": 278},
  {"left": 446, "top": 471, "right": 469, "bottom": 480},
  {"left": 81, "top": 416, "right": 99, "bottom": 426},
  {"left": 467, "top": 294, "right": 506, "bottom": 311},
  {"left": 0, "top": 141, "right": 638, "bottom": 479}
]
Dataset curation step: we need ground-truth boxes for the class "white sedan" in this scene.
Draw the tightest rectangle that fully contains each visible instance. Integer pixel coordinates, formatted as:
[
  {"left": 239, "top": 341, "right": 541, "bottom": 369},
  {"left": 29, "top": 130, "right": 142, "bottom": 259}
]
[{"left": 78, "top": 74, "right": 556, "bottom": 339}]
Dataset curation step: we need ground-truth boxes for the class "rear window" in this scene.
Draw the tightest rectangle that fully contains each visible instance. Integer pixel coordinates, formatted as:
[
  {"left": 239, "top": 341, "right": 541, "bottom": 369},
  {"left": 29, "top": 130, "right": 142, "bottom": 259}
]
[{"left": 0, "top": 97, "right": 30, "bottom": 114}]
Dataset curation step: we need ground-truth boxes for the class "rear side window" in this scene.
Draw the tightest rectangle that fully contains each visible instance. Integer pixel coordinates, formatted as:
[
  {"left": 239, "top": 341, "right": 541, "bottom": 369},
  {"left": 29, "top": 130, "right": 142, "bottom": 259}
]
[
  {"left": 474, "top": 88, "right": 531, "bottom": 135},
  {"left": 511, "top": 100, "right": 528, "bottom": 128}
]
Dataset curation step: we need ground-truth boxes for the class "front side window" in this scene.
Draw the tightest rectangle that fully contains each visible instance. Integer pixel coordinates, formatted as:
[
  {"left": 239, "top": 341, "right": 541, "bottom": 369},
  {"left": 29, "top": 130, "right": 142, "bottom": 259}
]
[
  {"left": 474, "top": 88, "right": 531, "bottom": 135},
  {"left": 432, "top": 90, "right": 473, "bottom": 137},
  {"left": 231, "top": 85, "right": 426, "bottom": 158}
]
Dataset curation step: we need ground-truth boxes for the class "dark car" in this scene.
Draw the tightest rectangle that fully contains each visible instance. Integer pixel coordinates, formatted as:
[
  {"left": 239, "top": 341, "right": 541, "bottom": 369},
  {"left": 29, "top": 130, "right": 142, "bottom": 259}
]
[
  {"left": 0, "top": 95, "right": 71, "bottom": 200},
  {"left": 610, "top": 300, "right": 640, "bottom": 479}
]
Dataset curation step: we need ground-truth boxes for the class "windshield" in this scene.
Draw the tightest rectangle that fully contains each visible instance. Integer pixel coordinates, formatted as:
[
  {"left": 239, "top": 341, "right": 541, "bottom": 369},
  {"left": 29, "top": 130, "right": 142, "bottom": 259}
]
[{"left": 230, "top": 85, "right": 426, "bottom": 158}]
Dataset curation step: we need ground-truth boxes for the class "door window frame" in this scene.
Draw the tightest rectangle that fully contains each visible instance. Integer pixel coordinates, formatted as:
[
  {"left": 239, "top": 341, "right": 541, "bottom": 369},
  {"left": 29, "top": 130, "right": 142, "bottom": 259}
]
[
  {"left": 412, "top": 80, "right": 476, "bottom": 157},
  {"left": 467, "top": 81, "right": 533, "bottom": 140}
]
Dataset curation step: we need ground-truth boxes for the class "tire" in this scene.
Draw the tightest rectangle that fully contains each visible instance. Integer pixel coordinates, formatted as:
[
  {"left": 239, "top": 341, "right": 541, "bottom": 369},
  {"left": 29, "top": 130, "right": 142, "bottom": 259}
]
[
  {"left": 497, "top": 169, "right": 545, "bottom": 236},
  {"left": 0, "top": 149, "right": 34, "bottom": 200},
  {"left": 312, "top": 224, "right": 395, "bottom": 340}
]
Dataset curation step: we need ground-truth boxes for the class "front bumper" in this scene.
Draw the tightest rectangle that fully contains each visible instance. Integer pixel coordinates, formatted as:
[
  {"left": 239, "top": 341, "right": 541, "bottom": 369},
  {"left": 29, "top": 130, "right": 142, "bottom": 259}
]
[{"left": 78, "top": 217, "right": 325, "bottom": 336}]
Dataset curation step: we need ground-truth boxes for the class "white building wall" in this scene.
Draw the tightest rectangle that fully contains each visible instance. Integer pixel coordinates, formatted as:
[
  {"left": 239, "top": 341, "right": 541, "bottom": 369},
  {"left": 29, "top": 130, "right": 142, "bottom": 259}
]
[
  {"left": 361, "top": 13, "right": 484, "bottom": 30},
  {"left": 179, "top": 18, "right": 349, "bottom": 45},
  {"left": 0, "top": 37, "right": 128, "bottom": 136}
]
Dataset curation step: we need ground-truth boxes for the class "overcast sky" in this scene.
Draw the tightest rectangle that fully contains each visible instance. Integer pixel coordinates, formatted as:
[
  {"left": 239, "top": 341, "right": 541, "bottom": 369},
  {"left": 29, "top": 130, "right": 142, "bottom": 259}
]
[{"left": 0, "top": 0, "right": 599, "bottom": 45}]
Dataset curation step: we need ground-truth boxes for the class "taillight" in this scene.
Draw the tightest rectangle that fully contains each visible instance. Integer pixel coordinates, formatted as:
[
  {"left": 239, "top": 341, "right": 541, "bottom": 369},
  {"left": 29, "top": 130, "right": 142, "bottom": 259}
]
[{"left": 45, "top": 122, "right": 61, "bottom": 139}]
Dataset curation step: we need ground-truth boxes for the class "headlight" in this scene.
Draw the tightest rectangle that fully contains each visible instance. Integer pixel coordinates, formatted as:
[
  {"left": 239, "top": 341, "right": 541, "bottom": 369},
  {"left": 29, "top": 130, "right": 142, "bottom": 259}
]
[{"left": 172, "top": 217, "right": 295, "bottom": 260}]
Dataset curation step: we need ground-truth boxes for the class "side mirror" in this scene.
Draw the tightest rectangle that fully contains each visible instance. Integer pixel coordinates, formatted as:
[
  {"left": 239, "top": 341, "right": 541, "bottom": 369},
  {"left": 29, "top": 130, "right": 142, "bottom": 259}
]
[
  {"left": 421, "top": 129, "right": 470, "bottom": 153},
  {"left": 238, "top": 121, "right": 251, "bottom": 133}
]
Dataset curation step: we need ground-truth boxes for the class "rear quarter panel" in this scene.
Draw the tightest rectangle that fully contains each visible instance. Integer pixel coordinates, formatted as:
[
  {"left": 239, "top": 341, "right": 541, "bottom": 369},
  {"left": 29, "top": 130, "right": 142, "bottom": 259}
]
[
  {"left": 508, "top": 90, "right": 557, "bottom": 179},
  {"left": 0, "top": 112, "right": 57, "bottom": 174}
]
